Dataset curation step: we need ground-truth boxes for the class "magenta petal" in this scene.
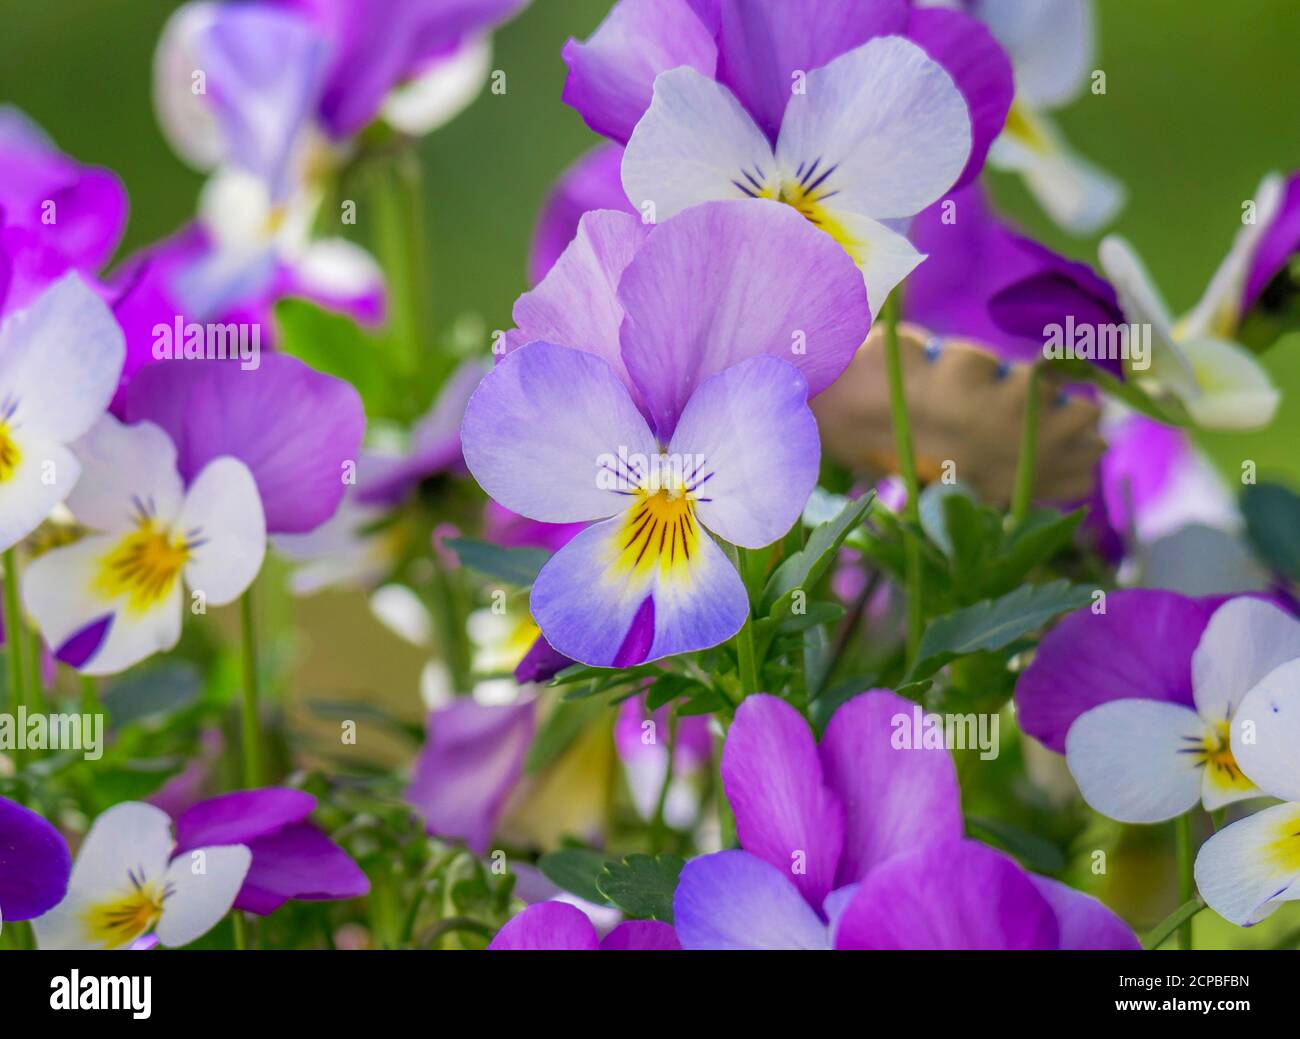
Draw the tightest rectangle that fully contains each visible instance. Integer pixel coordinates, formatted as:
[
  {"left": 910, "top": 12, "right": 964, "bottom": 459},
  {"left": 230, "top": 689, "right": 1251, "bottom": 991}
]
[
  {"left": 1030, "top": 876, "right": 1140, "bottom": 950},
  {"left": 618, "top": 200, "right": 871, "bottom": 439},
  {"left": 405, "top": 697, "right": 536, "bottom": 854},
  {"left": 715, "top": 0, "right": 908, "bottom": 141},
  {"left": 599, "top": 920, "right": 681, "bottom": 950},
  {"left": 1244, "top": 171, "right": 1300, "bottom": 310},
  {"left": 529, "top": 144, "right": 635, "bottom": 285},
  {"left": 174, "top": 787, "right": 314, "bottom": 848},
  {"left": 819, "top": 690, "right": 963, "bottom": 886},
  {"left": 233, "top": 822, "right": 370, "bottom": 915},
  {"left": 722, "top": 695, "right": 844, "bottom": 908},
  {"left": 489, "top": 901, "right": 600, "bottom": 950},
  {"left": 0, "top": 795, "right": 71, "bottom": 922},
  {"left": 1014, "top": 589, "right": 1221, "bottom": 753},
  {"left": 834, "top": 840, "right": 1060, "bottom": 950},
  {"left": 561, "top": 0, "right": 718, "bottom": 144},
  {"left": 122, "top": 353, "right": 365, "bottom": 534},
  {"left": 903, "top": 6, "right": 1013, "bottom": 190},
  {"left": 513, "top": 634, "right": 573, "bottom": 684}
]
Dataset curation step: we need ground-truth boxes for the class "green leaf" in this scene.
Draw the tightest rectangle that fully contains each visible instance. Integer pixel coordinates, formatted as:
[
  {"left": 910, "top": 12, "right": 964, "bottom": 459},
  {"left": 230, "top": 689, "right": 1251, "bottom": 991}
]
[
  {"left": 444, "top": 537, "right": 550, "bottom": 586},
  {"left": 275, "top": 298, "right": 389, "bottom": 413},
  {"left": 1241, "top": 481, "right": 1300, "bottom": 582},
  {"left": 909, "top": 580, "right": 1094, "bottom": 681},
  {"left": 776, "top": 601, "right": 844, "bottom": 634},
  {"left": 645, "top": 674, "right": 703, "bottom": 710},
  {"left": 525, "top": 699, "right": 601, "bottom": 774},
  {"left": 537, "top": 849, "right": 612, "bottom": 906},
  {"left": 676, "top": 689, "right": 729, "bottom": 716},
  {"left": 103, "top": 662, "right": 203, "bottom": 728},
  {"left": 595, "top": 853, "right": 686, "bottom": 922},
  {"left": 761, "top": 492, "right": 875, "bottom": 614},
  {"left": 966, "top": 815, "right": 1067, "bottom": 876},
  {"left": 1142, "top": 898, "right": 1207, "bottom": 950}
]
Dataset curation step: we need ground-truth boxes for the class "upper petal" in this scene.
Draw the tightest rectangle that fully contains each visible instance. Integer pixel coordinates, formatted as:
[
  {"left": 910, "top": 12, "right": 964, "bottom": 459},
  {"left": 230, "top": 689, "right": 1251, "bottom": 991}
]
[
  {"left": 618, "top": 199, "right": 870, "bottom": 439},
  {"left": 179, "top": 456, "right": 266, "bottom": 606},
  {"left": 174, "top": 788, "right": 314, "bottom": 849},
  {"left": 489, "top": 900, "right": 600, "bottom": 950},
  {"left": 1232, "top": 660, "right": 1300, "bottom": 802},
  {"left": 529, "top": 144, "right": 636, "bottom": 285},
  {"left": 818, "top": 690, "right": 963, "bottom": 886},
  {"left": 1191, "top": 597, "right": 1300, "bottom": 725},
  {"left": 722, "top": 694, "right": 844, "bottom": 908},
  {"left": 972, "top": 0, "right": 1093, "bottom": 109}
]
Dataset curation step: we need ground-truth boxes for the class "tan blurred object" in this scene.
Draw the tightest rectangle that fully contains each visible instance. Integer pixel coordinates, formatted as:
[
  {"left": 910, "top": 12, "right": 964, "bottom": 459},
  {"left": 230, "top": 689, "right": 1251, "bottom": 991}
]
[{"left": 812, "top": 324, "right": 1106, "bottom": 505}]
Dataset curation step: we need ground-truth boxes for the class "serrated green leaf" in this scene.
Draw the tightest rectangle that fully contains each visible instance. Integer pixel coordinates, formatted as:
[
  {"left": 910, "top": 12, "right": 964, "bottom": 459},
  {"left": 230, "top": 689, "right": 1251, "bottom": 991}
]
[
  {"left": 444, "top": 537, "right": 550, "bottom": 586},
  {"left": 103, "top": 662, "right": 203, "bottom": 728},
  {"left": 537, "top": 848, "right": 612, "bottom": 906},
  {"left": 596, "top": 854, "right": 686, "bottom": 922}
]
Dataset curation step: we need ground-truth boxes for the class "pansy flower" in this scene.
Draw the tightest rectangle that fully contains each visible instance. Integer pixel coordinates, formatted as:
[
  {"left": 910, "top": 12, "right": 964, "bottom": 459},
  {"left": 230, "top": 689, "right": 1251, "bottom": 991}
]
[
  {"left": 172, "top": 788, "right": 369, "bottom": 914},
  {"left": 1016, "top": 593, "right": 1300, "bottom": 822},
  {"left": 1195, "top": 665, "right": 1300, "bottom": 925},
  {"left": 32, "top": 802, "right": 251, "bottom": 950},
  {"left": 0, "top": 274, "right": 126, "bottom": 553},
  {"left": 22, "top": 413, "right": 265, "bottom": 674},
  {"left": 672, "top": 691, "right": 1137, "bottom": 949},
  {"left": 0, "top": 795, "right": 71, "bottom": 932},
  {"left": 465, "top": 200, "right": 868, "bottom": 666},
  {"left": 489, "top": 901, "right": 679, "bottom": 950}
]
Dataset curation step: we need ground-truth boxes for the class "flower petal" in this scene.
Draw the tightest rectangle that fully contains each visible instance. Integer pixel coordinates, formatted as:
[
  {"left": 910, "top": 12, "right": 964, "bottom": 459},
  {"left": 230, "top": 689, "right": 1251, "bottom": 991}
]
[
  {"left": 489, "top": 900, "right": 600, "bottom": 950},
  {"left": 834, "top": 839, "right": 1059, "bottom": 950},
  {"left": 1195, "top": 802, "right": 1300, "bottom": 926},
  {"left": 1232, "top": 659, "right": 1300, "bottom": 802},
  {"left": 1028, "top": 875, "right": 1140, "bottom": 950},
  {"left": 973, "top": 0, "right": 1092, "bottom": 109},
  {"left": 1244, "top": 171, "right": 1300, "bottom": 310},
  {"left": 1064, "top": 699, "right": 1205, "bottom": 824},
  {"left": 0, "top": 437, "right": 78, "bottom": 553},
  {"left": 232, "top": 823, "right": 369, "bottom": 915},
  {"left": 179, "top": 456, "right": 266, "bottom": 606},
  {"left": 673, "top": 850, "right": 831, "bottom": 950},
  {"left": 599, "top": 920, "right": 681, "bottom": 950},
  {"left": 68, "top": 802, "right": 175, "bottom": 895},
  {"left": 1097, "top": 235, "right": 1194, "bottom": 390},
  {"left": 1192, "top": 597, "right": 1300, "bottom": 725},
  {"left": 774, "top": 36, "right": 971, "bottom": 220},
  {"left": 1175, "top": 334, "right": 1280, "bottom": 431},
  {"left": 618, "top": 199, "right": 870, "bottom": 439},
  {"left": 666, "top": 357, "right": 818, "bottom": 548},
  {"left": 285, "top": 238, "right": 386, "bottom": 327},
  {"left": 461, "top": 341, "right": 659, "bottom": 524},
  {"left": 157, "top": 843, "right": 251, "bottom": 947},
  {"left": 722, "top": 695, "right": 844, "bottom": 908},
  {"left": 0, "top": 796, "right": 71, "bottom": 922},
  {"left": 529, "top": 143, "right": 636, "bottom": 284},
  {"left": 67, "top": 415, "right": 185, "bottom": 531},
  {"left": 818, "top": 690, "right": 963, "bottom": 886},
  {"left": 174, "top": 788, "right": 313, "bottom": 848}
]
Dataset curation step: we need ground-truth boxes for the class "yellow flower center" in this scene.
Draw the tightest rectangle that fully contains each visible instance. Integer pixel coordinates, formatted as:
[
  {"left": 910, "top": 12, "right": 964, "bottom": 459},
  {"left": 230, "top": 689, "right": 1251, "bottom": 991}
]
[
  {"left": 611, "top": 487, "right": 700, "bottom": 583},
  {"left": 0, "top": 423, "right": 21, "bottom": 482},
  {"left": 96, "top": 519, "right": 190, "bottom": 613},
  {"left": 760, "top": 168, "right": 863, "bottom": 260},
  {"left": 84, "top": 880, "right": 167, "bottom": 948},
  {"left": 1265, "top": 805, "right": 1300, "bottom": 874}
]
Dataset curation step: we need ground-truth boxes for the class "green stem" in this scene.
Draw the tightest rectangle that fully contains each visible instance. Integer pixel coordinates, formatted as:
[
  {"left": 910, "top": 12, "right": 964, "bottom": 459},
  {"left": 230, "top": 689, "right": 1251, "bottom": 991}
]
[
  {"left": 880, "top": 295, "right": 923, "bottom": 664},
  {"left": 79, "top": 675, "right": 102, "bottom": 717},
  {"left": 239, "top": 591, "right": 262, "bottom": 788},
  {"left": 650, "top": 713, "right": 679, "bottom": 854},
  {"left": 736, "top": 617, "right": 759, "bottom": 696},
  {"left": 1143, "top": 896, "right": 1205, "bottom": 951},
  {"left": 1175, "top": 812, "right": 1195, "bottom": 950},
  {"left": 26, "top": 626, "right": 46, "bottom": 719},
  {"left": 1010, "top": 365, "right": 1042, "bottom": 522},
  {"left": 713, "top": 724, "right": 736, "bottom": 849},
  {"left": 232, "top": 911, "right": 248, "bottom": 951},
  {"left": 3, "top": 548, "right": 25, "bottom": 717}
]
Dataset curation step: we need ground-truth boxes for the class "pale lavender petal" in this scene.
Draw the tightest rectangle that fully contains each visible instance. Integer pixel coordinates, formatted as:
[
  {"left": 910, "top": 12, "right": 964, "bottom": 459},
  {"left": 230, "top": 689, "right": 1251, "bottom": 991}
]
[
  {"left": 561, "top": 0, "right": 717, "bottom": 143},
  {"left": 122, "top": 352, "right": 365, "bottom": 534},
  {"left": 489, "top": 901, "right": 600, "bottom": 950},
  {"left": 599, "top": 920, "right": 681, "bottom": 950},
  {"left": 722, "top": 695, "right": 844, "bottom": 908},
  {"left": 1244, "top": 170, "right": 1300, "bottom": 310},
  {"left": 1030, "top": 875, "right": 1140, "bottom": 950},
  {"left": 0, "top": 795, "right": 71, "bottom": 922},
  {"left": 819, "top": 690, "right": 963, "bottom": 886},
  {"left": 405, "top": 697, "right": 536, "bottom": 854},
  {"left": 834, "top": 840, "right": 1059, "bottom": 950},
  {"left": 618, "top": 199, "right": 870, "bottom": 439},
  {"left": 674, "top": 850, "right": 831, "bottom": 950},
  {"left": 530, "top": 144, "right": 635, "bottom": 284},
  {"left": 1014, "top": 589, "right": 1220, "bottom": 752}
]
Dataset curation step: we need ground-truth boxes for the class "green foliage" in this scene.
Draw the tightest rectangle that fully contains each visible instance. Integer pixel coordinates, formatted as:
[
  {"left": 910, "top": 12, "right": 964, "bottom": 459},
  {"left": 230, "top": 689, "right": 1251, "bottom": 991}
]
[
  {"left": 595, "top": 854, "right": 687, "bottom": 923},
  {"left": 444, "top": 537, "right": 550, "bottom": 586},
  {"left": 1241, "top": 480, "right": 1300, "bottom": 582}
]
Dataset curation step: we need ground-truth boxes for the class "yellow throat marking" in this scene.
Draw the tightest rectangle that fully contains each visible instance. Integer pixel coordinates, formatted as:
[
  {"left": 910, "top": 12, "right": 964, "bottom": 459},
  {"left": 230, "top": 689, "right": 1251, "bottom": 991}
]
[{"left": 96, "top": 519, "right": 190, "bottom": 613}]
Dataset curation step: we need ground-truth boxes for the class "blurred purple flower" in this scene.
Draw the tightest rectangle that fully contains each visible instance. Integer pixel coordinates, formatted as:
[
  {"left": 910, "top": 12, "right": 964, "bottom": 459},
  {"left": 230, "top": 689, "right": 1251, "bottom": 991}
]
[
  {"left": 528, "top": 143, "right": 634, "bottom": 285},
  {"left": 489, "top": 900, "right": 679, "bottom": 950}
]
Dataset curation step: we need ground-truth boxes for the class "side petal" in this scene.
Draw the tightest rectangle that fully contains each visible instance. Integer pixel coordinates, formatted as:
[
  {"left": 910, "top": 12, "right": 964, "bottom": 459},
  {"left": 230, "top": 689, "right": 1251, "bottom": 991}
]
[
  {"left": 620, "top": 66, "right": 777, "bottom": 223},
  {"left": 828, "top": 211, "right": 926, "bottom": 313},
  {"left": 774, "top": 36, "right": 971, "bottom": 220},
  {"left": 67, "top": 415, "right": 185, "bottom": 532},
  {"left": 0, "top": 438, "right": 78, "bottom": 553},
  {"left": 1175, "top": 335, "right": 1280, "bottom": 432},
  {"left": 234, "top": 823, "right": 369, "bottom": 915},
  {"left": 666, "top": 357, "right": 819, "bottom": 548},
  {"left": 561, "top": 0, "right": 718, "bottom": 144},
  {"left": 818, "top": 690, "right": 963, "bottom": 886},
  {"left": 0, "top": 796, "right": 71, "bottom": 922},
  {"left": 157, "top": 844, "right": 252, "bottom": 947},
  {"left": 1195, "top": 803, "right": 1300, "bottom": 926},
  {"left": 460, "top": 341, "right": 659, "bottom": 524},
  {"left": 721, "top": 695, "right": 844, "bottom": 908},
  {"left": 618, "top": 199, "right": 870, "bottom": 439},
  {"left": 179, "top": 456, "right": 267, "bottom": 606},
  {"left": 1192, "top": 597, "right": 1300, "bottom": 725},
  {"left": 1097, "top": 235, "right": 1193, "bottom": 392},
  {"left": 1232, "top": 660, "right": 1300, "bottom": 802},
  {"left": 488, "top": 901, "right": 599, "bottom": 950},
  {"left": 834, "top": 839, "right": 1059, "bottom": 950},
  {"left": 1029, "top": 875, "right": 1140, "bottom": 950},
  {"left": 1064, "top": 700, "right": 1205, "bottom": 824},
  {"left": 673, "top": 850, "right": 831, "bottom": 950}
]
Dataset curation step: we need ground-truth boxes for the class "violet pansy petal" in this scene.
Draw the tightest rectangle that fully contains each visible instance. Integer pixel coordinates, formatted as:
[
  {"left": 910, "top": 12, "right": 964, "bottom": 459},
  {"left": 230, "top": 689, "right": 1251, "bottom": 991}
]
[
  {"left": 489, "top": 901, "right": 599, "bottom": 950},
  {"left": 834, "top": 840, "right": 1059, "bottom": 950},
  {"left": 714, "top": 0, "right": 908, "bottom": 142},
  {"left": 618, "top": 199, "right": 870, "bottom": 439},
  {"left": 122, "top": 353, "right": 366, "bottom": 535},
  {"left": 1014, "top": 590, "right": 1220, "bottom": 753},
  {"left": 561, "top": 0, "right": 717, "bottom": 144},
  {"left": 599, "top": 920, "right": 681, "bottom": 950},
  {"left": 405, "top": 697, "right": 536, "bottom": 854},
  {"left": 673, "top": 850, "right": 831, "bottom": 950},
  {"left": 174, "top": 787, "right": 314, "bottom": 850},
  {"left": 722, "top": 695, "right": 844, "bottom": 908},
  {"left": 233, "top": 822, "right": 370, "bottom": 915},
  {"left": 460, "top": 341, "right": 659, "bottom": 524},
  {"left": 1030, "top": 876, "right": 1140, "bottom": 950},
  {"left": 513, "top": 634, "right": 572, "bottom": 685},
  {"left": 510, "top": 211, "right": 650, "bottom": 405},
  {"left": 529, "top": 144, "right": 634, "bottom": 284},
  {"left": 529, "top": 511, "right": 748, "bottom": 667},
  {"left": 1244, "top": 171, "right": 1300, "bottom": 310},
  {"left": 666, "top": 357, "right": 819, "bottom": 548},
  {"left": 0, "top": 795, "right": 71, "bottom": 922},
  {"left": 819, "top": 690, "right": 963, "bottom": 886}
]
